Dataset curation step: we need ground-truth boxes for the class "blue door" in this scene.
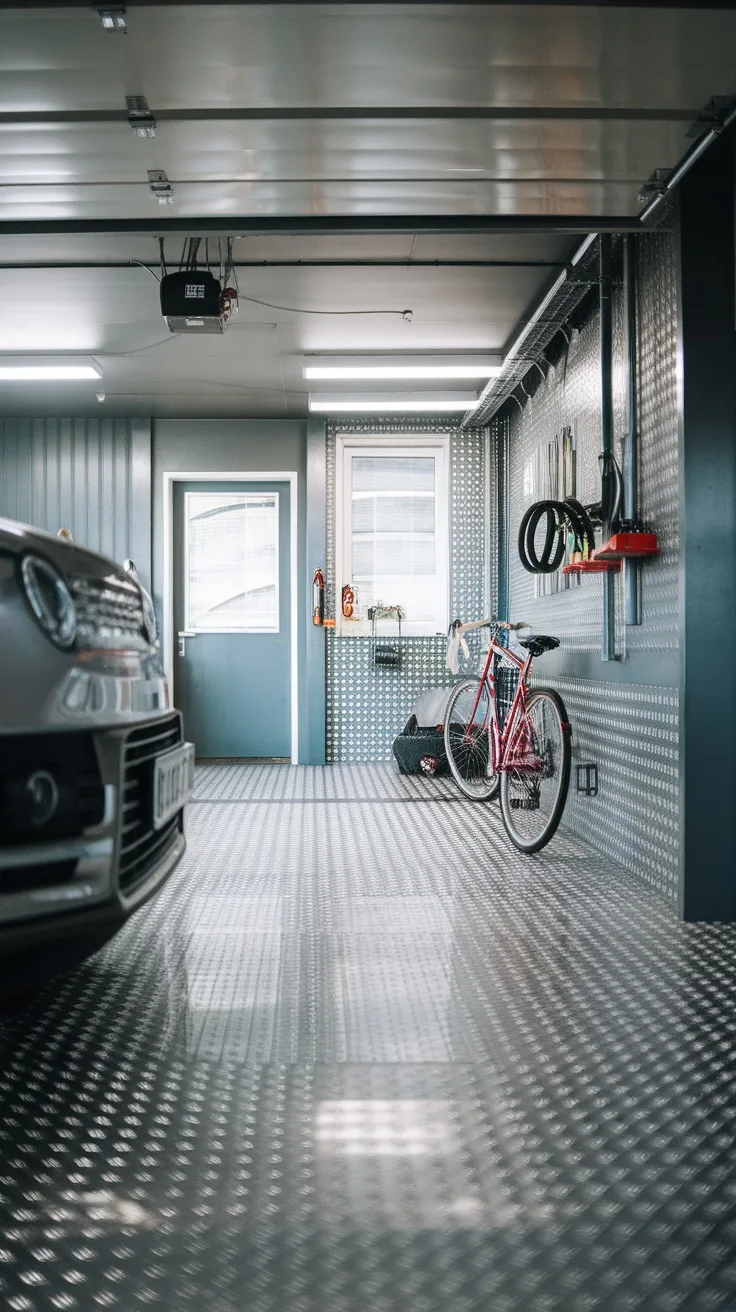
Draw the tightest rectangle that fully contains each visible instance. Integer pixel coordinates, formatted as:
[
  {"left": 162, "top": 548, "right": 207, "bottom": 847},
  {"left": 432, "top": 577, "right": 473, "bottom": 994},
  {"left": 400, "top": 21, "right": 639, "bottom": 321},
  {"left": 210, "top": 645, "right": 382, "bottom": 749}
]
[{"left": 173, "top": 481, "right": 292, "bottom": 760}]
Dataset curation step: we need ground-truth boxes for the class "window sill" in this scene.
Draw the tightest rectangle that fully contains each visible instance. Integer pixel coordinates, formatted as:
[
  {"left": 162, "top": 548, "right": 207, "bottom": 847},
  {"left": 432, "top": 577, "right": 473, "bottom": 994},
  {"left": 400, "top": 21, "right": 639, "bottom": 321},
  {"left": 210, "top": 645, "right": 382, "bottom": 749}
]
[{"left": 332, "top": 624, "right": 446, "bottom": 640}]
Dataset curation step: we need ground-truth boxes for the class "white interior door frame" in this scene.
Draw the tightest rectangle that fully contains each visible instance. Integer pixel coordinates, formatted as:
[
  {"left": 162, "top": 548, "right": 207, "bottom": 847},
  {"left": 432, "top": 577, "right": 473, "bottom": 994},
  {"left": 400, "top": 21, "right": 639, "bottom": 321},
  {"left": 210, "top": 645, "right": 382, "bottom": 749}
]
[{"left": 162, "top": 470, "right": 299, "bottom": 764}]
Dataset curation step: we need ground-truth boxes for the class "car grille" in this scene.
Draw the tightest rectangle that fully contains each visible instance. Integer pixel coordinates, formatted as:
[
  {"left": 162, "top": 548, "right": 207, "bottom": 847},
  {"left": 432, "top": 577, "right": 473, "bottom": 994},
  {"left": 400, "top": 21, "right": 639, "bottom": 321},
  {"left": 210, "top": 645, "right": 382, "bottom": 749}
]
[
  {"left": 119, "top": 715, "right": 183, "bottom": 895},
  {"left": 70, "top": 573, "right": 146, "bottom": 651}
]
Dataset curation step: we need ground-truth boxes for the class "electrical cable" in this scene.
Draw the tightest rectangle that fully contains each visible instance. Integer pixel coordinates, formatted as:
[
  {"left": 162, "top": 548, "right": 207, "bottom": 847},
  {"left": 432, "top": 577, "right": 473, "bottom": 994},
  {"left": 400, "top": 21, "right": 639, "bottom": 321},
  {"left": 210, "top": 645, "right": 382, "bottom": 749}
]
[
  {"left": 142, "top": 235, "right": 410, "bottom": 317},
  {"left": 129, "top": 259, "right": 160, "bottom": 282},
  {"left": 100, "top": 336, "right": 179, "bottom": 356},
  {"left": 598, "top": 449, "right": 624, "bottom": 530},
  {"left": 234, "top": 294, "right": 413, "bottom": 318}
]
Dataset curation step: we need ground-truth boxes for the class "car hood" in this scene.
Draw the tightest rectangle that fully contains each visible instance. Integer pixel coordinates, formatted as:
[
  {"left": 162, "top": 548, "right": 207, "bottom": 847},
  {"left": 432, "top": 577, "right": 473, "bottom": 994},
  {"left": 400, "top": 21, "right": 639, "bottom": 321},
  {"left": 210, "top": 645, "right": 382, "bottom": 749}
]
[{"left": 0, "top": 516, "right": 129, "bottom": 586}]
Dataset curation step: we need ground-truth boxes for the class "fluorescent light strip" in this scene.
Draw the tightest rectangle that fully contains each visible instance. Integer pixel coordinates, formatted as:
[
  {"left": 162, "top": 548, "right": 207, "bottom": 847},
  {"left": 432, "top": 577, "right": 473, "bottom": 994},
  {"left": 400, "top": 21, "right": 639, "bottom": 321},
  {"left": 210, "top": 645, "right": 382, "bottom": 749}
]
[
  {"left": 304, "top": 364, "right": 502, "bottom": 380},
  {"left": 0, "top": 357, "right": 102, "bottom": 381},
  {"left": 309, "top": 393, "right": 476, "bottom": 413}
]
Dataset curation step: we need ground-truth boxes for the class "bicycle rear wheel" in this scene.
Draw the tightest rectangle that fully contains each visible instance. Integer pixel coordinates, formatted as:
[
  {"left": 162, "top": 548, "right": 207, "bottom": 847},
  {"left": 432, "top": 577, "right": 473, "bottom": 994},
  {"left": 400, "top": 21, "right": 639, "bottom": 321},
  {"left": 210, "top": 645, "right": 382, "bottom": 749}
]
[
  {"left": 444, "top": 678, "right": 499, "bottom": 801},
  {"left": 499, "top": 688, "right": 571, "bottom": 853}
]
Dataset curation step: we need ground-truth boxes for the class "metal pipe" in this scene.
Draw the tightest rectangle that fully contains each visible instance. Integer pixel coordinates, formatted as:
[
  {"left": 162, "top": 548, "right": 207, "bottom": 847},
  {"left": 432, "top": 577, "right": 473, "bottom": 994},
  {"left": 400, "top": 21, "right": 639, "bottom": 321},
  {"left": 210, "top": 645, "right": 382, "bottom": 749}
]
[
  {"left": 639, "top": 100, "right": 736, "bottom": 224},
  {"left": 599, "top": 234, "right": 617, "bottom": 661},
  {"left": 623, "top": 234, "right": 642, "bottom": 625},
  {"left": 502, "top": 416, "right": 511, "bottom": 621},
  {"left": 483, "top": 425, "right": 492, "bottom": 621}
]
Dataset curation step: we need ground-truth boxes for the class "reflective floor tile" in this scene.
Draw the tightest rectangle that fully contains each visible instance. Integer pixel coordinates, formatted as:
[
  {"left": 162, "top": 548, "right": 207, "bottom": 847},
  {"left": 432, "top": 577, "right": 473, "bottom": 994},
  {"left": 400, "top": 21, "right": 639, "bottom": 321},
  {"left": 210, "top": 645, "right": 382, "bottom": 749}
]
[{"left": 1, "top": 764, "right": 735, "bottom": 1311}]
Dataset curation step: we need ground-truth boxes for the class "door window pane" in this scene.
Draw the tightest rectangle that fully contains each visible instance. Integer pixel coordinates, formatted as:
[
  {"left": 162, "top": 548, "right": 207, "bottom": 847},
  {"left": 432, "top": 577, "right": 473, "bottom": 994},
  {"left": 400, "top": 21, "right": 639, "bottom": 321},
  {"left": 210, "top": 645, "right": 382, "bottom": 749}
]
[{"left": 185, "top": 492, "right": 279, "bottom": 632}]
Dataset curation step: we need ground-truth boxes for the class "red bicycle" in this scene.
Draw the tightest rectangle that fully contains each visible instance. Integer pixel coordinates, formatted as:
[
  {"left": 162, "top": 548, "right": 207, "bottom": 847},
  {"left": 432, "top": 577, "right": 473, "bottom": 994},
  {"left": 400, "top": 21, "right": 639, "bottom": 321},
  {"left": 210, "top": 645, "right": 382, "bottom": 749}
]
[{"left": 443, "top": 619, "right": 571, "bottom": 853}]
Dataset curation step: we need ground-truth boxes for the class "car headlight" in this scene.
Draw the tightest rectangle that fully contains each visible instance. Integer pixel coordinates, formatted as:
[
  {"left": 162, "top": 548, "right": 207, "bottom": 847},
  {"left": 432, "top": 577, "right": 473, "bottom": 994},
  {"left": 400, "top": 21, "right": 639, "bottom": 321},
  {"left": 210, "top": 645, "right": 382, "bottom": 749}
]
[
  {"left": 21, "top": 554, "right": 77, "bottom": 650},
  {"left": 141, "top": 587, "right": 157, "bottom": 645}
]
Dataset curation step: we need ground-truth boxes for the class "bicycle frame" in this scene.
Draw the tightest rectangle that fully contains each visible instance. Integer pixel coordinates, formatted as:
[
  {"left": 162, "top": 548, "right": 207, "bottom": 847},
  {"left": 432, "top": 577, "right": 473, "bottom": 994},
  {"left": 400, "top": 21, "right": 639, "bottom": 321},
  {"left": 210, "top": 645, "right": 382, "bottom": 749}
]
[{"left": 465, "top": 632, "right": 542, "bottom": 774}]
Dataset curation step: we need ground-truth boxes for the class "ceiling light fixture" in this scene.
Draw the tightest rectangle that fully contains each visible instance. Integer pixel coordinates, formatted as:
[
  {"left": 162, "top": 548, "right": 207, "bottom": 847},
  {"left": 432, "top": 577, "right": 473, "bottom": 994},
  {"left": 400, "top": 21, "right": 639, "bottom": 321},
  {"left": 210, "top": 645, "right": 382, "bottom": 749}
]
[
  {"left": 309, "top": 393, "right": 478, "bottom": 413},
  {"left": 148, "top": 169, "right": 174, "bottom": 205},
  {"left": 98, "top": 7, "right": 127, "bottom": 32},
  {"left": 303, "top": 356, "right": 498, "bottom": 383},
  {"left": 0, "top": 357, "right": 102, "bottom": 381},
  {"left": 126, "top": 96, "right": 156, "bottom": 139}
]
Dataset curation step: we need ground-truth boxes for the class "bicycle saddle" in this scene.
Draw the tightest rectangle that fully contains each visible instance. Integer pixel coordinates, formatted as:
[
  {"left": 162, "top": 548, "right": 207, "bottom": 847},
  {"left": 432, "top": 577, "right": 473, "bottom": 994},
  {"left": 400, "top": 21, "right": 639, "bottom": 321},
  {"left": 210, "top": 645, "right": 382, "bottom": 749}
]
[{"left": 518, "top": 634, "right": 560, "bottom": 657}]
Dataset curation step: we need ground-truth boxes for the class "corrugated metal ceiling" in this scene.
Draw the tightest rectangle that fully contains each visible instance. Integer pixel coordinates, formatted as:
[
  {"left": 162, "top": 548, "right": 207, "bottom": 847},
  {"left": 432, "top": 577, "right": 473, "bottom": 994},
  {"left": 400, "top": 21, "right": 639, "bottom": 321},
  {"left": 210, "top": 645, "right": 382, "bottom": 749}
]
[{"left": 0, "top": 3, "right": 732, "bottom": 415}]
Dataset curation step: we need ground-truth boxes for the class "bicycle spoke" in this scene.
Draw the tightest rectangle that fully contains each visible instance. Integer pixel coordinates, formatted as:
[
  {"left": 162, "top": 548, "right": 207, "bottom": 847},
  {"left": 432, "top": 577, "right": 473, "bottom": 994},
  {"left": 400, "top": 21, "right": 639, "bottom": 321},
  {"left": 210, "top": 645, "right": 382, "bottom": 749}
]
[
  {"left": 500, "top": 689, "right": 570, "bottom": 852},
  {"left": 444, "top": 679, "right": 499, "bottom": 802}
]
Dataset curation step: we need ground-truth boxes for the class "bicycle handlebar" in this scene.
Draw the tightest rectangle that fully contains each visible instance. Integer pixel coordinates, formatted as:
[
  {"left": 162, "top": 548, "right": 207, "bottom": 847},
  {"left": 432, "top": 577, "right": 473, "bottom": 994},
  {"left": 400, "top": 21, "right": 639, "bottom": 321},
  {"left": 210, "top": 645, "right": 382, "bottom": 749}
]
[{"left": 453, "top": 618, "right": 530, "bottom": 633}]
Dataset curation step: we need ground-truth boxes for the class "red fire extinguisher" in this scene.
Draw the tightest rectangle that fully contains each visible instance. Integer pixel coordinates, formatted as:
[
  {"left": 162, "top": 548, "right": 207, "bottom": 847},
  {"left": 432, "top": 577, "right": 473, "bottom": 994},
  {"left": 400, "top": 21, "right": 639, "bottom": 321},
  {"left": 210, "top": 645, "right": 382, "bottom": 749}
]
[{"left": 312, "top": 567, "right": 325, "bottom": 626}]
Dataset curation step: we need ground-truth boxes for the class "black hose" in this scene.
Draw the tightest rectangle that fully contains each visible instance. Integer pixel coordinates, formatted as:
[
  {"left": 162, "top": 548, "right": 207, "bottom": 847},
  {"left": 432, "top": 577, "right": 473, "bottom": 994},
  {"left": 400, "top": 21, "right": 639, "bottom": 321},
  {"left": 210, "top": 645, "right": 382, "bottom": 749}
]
[
  {"left": 518, "top": 449, "right": 623, "bottom": 574},
  {"left": 563, "top": 497, "right": 596, "bottom": 555},
  {"left": 599, "top": 450, "right": 624, "bottom": 531},
  {"left": 518, "top": 496, "right": 597, "bottom": 573},
  {"left": 518, "top": 500, "right": 567, "bottom": 573}
]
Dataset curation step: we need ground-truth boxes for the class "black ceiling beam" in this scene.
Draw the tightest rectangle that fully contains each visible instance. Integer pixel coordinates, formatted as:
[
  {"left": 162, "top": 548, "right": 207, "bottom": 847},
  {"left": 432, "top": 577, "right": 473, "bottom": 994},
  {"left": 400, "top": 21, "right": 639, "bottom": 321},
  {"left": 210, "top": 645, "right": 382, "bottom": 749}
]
[
  {"left": 0, "top": 107, "right": 697, "bottom": 125},
  {"left": 0, "top": 215, "right": 644, "bottom": 237},
  {"left": 4, "top": 1, "right": 733, "bottom": 8}
]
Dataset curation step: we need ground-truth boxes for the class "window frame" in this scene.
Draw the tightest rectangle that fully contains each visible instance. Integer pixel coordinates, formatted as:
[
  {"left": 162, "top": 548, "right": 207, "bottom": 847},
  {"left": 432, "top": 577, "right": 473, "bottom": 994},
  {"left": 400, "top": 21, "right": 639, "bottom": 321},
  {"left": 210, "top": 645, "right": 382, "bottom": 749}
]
[{"left": 335, "top": 433, "right": 450, "bottom": 638}]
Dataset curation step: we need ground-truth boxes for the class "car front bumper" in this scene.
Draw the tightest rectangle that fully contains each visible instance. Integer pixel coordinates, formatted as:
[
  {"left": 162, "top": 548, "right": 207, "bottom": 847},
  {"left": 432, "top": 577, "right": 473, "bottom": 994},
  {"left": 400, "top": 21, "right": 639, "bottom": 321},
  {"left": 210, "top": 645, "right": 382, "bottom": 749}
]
[{"left": 0, "top": 712, "right": 188, "bottom": 955}]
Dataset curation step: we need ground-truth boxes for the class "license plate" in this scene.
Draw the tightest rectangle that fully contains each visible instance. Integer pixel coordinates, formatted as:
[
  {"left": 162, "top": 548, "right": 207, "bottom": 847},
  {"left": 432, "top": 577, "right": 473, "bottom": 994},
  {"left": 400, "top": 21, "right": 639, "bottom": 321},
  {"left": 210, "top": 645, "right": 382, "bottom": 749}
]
[{"left": 153, "top": 742, "right": 195, "bottom": 830}]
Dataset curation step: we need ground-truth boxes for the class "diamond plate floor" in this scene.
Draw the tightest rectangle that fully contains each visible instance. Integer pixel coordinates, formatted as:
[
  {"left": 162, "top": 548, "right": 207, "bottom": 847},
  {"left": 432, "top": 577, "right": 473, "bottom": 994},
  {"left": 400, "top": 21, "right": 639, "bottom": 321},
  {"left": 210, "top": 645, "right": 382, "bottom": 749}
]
[{"left": 2, "top": 763, "right": 736, "bottom": 1311}]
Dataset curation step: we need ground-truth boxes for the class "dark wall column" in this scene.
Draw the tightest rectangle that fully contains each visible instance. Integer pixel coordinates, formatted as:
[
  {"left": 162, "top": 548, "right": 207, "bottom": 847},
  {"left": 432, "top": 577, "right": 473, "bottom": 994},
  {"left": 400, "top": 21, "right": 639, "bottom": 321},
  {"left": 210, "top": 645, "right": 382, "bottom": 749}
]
[{"left": 678, "top": 131, "right": 736, "bottom": 919}]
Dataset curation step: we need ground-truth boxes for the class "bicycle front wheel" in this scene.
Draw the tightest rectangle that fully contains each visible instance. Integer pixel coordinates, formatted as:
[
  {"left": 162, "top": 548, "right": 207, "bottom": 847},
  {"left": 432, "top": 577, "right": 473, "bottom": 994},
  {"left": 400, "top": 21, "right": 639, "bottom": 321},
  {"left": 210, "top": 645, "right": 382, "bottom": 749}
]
[
  {"left": 444, "top": 678, "right": 499, "bottom": 802},
  {"left": 499, "top": 688, "right": 571, "bottom": 853}
]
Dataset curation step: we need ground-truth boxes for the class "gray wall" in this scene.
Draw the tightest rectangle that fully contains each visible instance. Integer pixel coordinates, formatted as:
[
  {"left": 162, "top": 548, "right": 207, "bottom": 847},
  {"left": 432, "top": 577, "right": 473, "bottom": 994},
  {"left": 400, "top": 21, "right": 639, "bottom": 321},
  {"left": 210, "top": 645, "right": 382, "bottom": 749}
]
[
  {"left": 0, "top": 417, "right": 152, "bottom": 587},
  {"left": 504, "top": 228, "right": 680, "bottom": 901},
  {"left": 324, "top": 419, "right": 491, "bottom": 763},
  {"left": 151, "top": 419, "right": 309, "bottom": 760}
]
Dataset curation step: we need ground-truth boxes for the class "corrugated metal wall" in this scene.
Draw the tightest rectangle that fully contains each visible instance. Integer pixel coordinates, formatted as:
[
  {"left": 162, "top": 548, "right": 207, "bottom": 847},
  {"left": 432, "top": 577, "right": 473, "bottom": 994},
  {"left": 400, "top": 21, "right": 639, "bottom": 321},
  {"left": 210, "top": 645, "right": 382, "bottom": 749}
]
[
  {"left": 0, "top": 417, "right": 152, "bottom": 586},
  {"left": 504, "top": 228, "right": 680, "bottom": 901}
]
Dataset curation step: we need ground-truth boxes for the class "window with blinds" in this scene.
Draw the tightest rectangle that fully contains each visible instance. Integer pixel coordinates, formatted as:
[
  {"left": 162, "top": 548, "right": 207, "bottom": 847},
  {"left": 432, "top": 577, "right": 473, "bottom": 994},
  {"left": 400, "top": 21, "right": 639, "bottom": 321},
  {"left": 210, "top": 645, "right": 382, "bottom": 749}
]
[
  {"left": 337, "top": 438, "right": 450, "bottom": 636},
  {"left": 185, "top": 491, "right": 279, "bottom": 632}
]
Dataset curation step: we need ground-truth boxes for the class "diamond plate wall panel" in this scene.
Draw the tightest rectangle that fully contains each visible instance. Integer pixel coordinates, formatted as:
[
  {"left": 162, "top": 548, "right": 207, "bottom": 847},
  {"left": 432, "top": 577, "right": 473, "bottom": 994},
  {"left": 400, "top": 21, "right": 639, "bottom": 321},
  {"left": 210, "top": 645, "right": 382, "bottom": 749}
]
[
  {"left": 325, "top": 421, "right": 490, "bottom": 763},
  {"left": 538, "top": 676, "right": 679, "bottom": 900},
  {"left": 487, "top": 422, "right": 500, "bottom": 617},
  {"left": 449, "top": 427, "right": 486, "bottom": 623},
  {"left": 327, "top": 634, "right": 448, "bottom": 762},
  {"left": 508, "top": 306, "right": 606, "bottom": 652},
  {"left": 507, "top": 232, "right": 680, "bottom": 899},
  {"left": 507, "top": 234, "right": 678, "bottom": 659}
]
